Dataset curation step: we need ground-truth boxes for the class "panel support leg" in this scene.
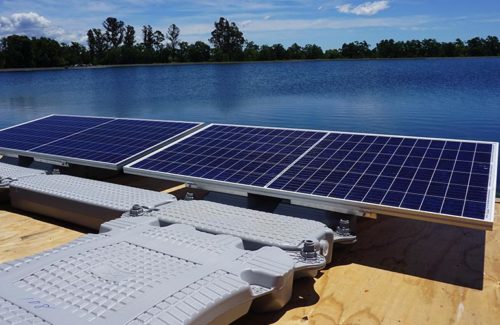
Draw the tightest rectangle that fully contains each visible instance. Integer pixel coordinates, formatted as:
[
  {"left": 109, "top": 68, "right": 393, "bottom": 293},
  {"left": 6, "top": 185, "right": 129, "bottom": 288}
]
[
  {"left": 61, "top": 164, "right": 120, "bottom": 180},
  {"left": 17, "top": 156, "right": 34, "bottom": 167},
  {"left": 247, "top": 193, "right": 281, "bottom": 212},
  {"left": 333, "top": 214, "right": 358, "bottom": 244}
]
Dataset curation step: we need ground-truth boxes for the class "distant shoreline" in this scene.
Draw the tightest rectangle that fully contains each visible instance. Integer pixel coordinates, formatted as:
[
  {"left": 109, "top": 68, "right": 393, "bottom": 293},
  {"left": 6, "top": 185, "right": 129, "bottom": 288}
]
[{"left": 1, "top": 56, "right": 499, "bottom": 73}]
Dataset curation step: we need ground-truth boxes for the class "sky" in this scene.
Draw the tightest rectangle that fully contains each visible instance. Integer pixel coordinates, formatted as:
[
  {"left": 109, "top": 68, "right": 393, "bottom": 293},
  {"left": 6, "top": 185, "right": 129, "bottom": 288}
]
[{"left": 0, "top": 0, "right": 499, "bottom": 49}]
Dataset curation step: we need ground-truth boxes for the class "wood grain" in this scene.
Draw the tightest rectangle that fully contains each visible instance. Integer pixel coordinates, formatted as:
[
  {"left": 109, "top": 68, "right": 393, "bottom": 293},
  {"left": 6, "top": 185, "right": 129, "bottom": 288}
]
[
  {"left": 237, "top": 203, "right": 500, "bottom": 325},
  {"left": 0, "top": 206, "right": 84, "bottom": 263},
  {"left": 0, "top": 199, "right": 498, "bottom": 324}
]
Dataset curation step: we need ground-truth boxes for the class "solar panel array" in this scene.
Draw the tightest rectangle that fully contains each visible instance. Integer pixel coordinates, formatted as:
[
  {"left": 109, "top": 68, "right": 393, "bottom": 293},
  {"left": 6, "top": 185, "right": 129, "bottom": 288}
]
[
  {"left": 0, "top": 115, "right": 111, "bottom": 151},
  {"left": 130, "top": 125, "right": 326, "bottom": 187},
  {"left": 0, "top": 115, "right": 200, "bottom": 169},
  {"left": 0, "top": 116, "right": 495, "bottom": 228},
  {"left": 267, "top": 133, "right": 493, "bottom": 220},
  {"left": 127, "top": 124, "right": 497, "bottom": 226}
]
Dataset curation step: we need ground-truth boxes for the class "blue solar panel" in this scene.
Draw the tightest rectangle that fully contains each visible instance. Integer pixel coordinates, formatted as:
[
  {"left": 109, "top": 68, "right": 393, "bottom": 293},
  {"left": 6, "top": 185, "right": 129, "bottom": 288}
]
[
  {"left": 0, "top": 115, "right": 200, "bottom": 168},
  {"left": 268, "top": 133, "right": 494, "bottom": 220},
  {"left": 127, "top": 124, "right": 497, "bottom": 227},
  {"left": 130, "top": 124, "right": 326, "bottom": 187},
  {"left": 0, "top": 115, "right": 112, "bottom": 151},
  {"left": 32, "top": 119, "right": 199, "bottom": 164}
]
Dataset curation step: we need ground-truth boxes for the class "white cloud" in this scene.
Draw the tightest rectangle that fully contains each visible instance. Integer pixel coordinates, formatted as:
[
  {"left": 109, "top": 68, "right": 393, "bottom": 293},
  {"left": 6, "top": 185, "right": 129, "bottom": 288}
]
[
  {"left": 337, "top": 1, "right": 390, "bottom": 16},
  {"left": 0, "top": 11, "right": 80, "bottom": 43},
  {"left": 240, "top": 20, "right": 253, "bottom": 28},
  {"left": 0, "top": 12, "right": 50, "bottom": 34},
  {"left": 179, "top": 15, "right": 429, "bottom": 40},
  {"left": 239, "top": 16, "right": 428, "bottom": 33},
  {"left": 85, "top": 1, "right": 118, "bottom": 13}
]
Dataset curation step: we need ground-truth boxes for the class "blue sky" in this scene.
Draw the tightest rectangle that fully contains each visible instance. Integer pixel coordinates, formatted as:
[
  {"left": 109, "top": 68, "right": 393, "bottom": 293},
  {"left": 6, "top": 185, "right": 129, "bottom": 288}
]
[{"left": 0, "top": 0, "right": 499, "bottom": 49}]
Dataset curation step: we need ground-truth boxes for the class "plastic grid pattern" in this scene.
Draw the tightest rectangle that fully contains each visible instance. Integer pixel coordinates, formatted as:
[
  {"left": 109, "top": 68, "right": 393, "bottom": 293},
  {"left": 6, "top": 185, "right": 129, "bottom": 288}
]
[
  {"left": 10, "top": 174, "right": 176, "bottom": 210},
  {"left": 0, "top": 163, "right": 46, "bottom": 181},
  {"left": 0, "top": 219, "right": 320, "bottom": 325},
  {"left": 0, "top": 297, "right": 50, "bottom": 324},
  {"left": 0, "top": 234, "right": 101, "bottom": 273},
  {"left": 153, "top": 200, "right": 333, "bottom": 249},
  {"left": 126, "top": 270, "right": 247, "bottom": 325},
  {"left": 15, "top": 241, "right": 199, "bottom": 322}
]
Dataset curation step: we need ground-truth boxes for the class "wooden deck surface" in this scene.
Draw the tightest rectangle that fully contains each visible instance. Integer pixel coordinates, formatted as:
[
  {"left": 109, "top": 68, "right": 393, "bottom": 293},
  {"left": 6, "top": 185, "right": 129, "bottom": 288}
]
[{"left": 0, "top": 179, "right": 498, "bottom": 325}]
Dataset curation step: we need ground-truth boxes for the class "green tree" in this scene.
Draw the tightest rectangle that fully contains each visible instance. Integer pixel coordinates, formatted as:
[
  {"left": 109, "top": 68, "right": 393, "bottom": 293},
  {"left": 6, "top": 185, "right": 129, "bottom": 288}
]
[
  {"left": 272, "top": 44, "right": 287, "bottom": 60},
  {"left": 123, "top": 25, "right": 136, "bottom": 48},
  {"left": 103, "top": 17, "right": 125, "bottom": 48},
  {"left": 303, "top": 44, "right": 323, "bottom": 59},
  {"left": 32, "top": 37, "right": 64, "bottom": 67},
  {"left": 152, "top": 30, "right": 165, "bottom": 51},
  {"left": 324, "top": 48, "right": 341, "bottom": 59},
  {"left": 209, "top": 17, "right": 245, "bottom": 61},
  {"left": 466, "top": 37, "right": 486, "bottom": 56},
  {"left": 62, "top": 42, "right": 88, "bottom": 65},
  {"left": 187, "top": 41, "right": 210, "bottom": 62},
  {"left": 286, "top": 43, "right": 304, "bottom": 59},
  {"left": 484, "top": 36, "right": 500, "bottom": 56},
  {"left": 0, "top": 44, "right": 5, "bottom": 68},
  {"left": 421, "top": 39, "right": 442, "bottom": 57},
  {"left": 376, "top": 39, "right": 404, "bottom": 58},
  {"left": 454, "top": 39, "right": 466, "bottom": 56},
  {"left": 243, "top": 41, "right": 259, "bottom": 61},
  {"left": 175, "top": 41, "right": 190, "bottom": 62},
  {"left": 258, "top": 45, "right": 275, "bottom": 60},
  {"left": 341, "top": 41, "right": 371, "bottom": 58},
  {"left": 87, "top": 28, "right": 108, "bottom": 62},
  {"left": 122, "top": 26, "right": 140, "bottom": 64},
  {"left": 142, "top": 25, "right": 154, "bottom": 49},
  {"left": 1, "top": 35, "right": 34, "bottom": 68},
  {"left": 167, "top": 24, "right": 180, "bottom": 61},
  {"left": 402, "top": 40, "right": 422, "bottom": 57},
  {"left": 140, "top": 25, "right": 155, "bottom": 63},
  {"left": 442, "top": 42, "right": 459, "bottom": 57}
]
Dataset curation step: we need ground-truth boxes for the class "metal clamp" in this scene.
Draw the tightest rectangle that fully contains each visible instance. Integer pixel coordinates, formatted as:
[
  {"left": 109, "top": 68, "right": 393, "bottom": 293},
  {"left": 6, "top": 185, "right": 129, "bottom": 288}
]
[
  {"left": 128, "top": 204, "right": 158, "bottom": 217},
  {"left": 333, "top": 218, "right": 357, "bottom": 244},
  {"left": 0, "top": 177, "right": 15, "bottom": 187},
  {"left": 300, "top": 240, "right": 318, "bottom": 259}
]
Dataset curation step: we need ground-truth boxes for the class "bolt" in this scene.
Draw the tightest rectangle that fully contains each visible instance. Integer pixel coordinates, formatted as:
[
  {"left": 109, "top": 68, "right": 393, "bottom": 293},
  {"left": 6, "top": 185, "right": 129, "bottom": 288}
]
[{"left": 301, "top": 240, "right": 318, "bottom": 259}]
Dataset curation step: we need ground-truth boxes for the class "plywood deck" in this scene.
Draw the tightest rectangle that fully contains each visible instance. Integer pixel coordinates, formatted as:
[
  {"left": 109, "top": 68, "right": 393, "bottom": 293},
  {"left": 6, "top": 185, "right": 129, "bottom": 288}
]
[{"left": 0, "top": 187, "right": 498, "bottom": 324}]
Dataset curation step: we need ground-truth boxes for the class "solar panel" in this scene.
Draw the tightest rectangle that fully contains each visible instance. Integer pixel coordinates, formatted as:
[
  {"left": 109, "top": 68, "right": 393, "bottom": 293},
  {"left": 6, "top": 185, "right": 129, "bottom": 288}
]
[
  {"left": 129, "top": 124, "right": 326, "bottom": 187},
  {"left": 0, "top": 115, "right": 201, "bottom": 169},
  {"left": 0, "top": 115, "right": 112, "bottom": 151},
  {"left": 267, "top": 133, "right": 494, "bottom": 221},
  {"left": 126, "top": 124, "right": 498, "bottom": 230}
]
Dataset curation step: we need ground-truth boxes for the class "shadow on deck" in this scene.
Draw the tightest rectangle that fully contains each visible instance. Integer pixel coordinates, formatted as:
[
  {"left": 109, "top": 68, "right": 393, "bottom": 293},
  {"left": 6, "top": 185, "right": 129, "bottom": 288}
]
[{"left": 332, "top": 215, "right": 485, "bottom": 290}]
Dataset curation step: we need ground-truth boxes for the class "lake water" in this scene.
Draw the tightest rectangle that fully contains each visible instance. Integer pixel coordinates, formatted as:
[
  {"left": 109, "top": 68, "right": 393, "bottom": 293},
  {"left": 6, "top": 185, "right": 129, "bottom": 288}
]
[{"left": 1, "top": 58, "right": 499, "bottom": 185}]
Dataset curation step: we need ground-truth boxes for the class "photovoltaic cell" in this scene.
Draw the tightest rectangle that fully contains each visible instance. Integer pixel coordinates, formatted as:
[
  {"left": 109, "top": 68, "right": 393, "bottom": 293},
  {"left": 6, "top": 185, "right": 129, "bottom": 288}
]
[
  {"left": 32, "top": 119, "right": 199, "bottom": 164},
  {"left": 268, "top": 133, "right": 493, "bottom": 220},
  {"left": 0, "top": 115, "right": 200, "bottom": 168},
  {"left": 130, "top": 124, "right": 326, "bottom": 187},
  {"left": 127, "top": 124, "right": 496, "bottom": 226},
  {"left": 0, "top": 115, "right": 112, "bottom": 151}
]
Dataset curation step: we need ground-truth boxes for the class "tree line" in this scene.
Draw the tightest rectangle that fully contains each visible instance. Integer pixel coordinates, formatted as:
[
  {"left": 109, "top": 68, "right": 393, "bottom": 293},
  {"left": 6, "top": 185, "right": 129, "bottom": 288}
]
[{"left": 1, "top": 16, "right": 499, "bottom": 69}]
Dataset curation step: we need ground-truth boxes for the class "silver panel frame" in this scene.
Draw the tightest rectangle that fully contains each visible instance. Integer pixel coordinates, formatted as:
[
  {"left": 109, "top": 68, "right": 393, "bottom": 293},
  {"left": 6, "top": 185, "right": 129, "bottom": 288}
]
[
  {"left": 0, "top": 114, "right": 204, "bottom": 170},
  {"left": 125, "top": 123, "right": 499, "bottom": 231}
]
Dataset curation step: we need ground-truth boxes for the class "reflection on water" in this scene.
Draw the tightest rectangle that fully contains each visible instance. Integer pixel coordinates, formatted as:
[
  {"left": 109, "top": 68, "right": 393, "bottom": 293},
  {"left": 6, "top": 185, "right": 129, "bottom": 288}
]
[
  {"left": 1, "top": 58, "right": 499, "bottom": 187},
  {"left": 0, "top": 58, "right": 499, "bottom": 141},
  {"left": 1, "top": 59, "right": 499, "bottom": 140}
]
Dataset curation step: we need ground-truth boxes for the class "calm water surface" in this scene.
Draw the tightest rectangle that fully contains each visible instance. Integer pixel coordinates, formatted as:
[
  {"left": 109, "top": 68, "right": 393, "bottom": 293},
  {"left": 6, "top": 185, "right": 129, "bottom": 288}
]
[{"left": 1, "top": 58, "right": 499, "bottom": 183}]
